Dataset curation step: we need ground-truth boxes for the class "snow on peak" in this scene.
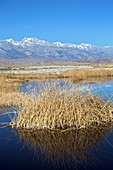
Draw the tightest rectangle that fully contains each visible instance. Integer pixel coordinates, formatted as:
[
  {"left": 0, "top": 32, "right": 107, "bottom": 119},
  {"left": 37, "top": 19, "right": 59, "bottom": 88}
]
[
  {"left": 53, "top": 42, "right": 64, "bottom": 47},
  {"left": 20, "top": 37, "right": 51, "bottom": 46},
  {"left": 78, "top": 43, "right": 94, "bottom": 49},
  {"left": 104, "top": 46, "right": 110, "bottom": 48},
  {"left": 53, "top": 41, "right": 94, "bottom": 49},
  {"left": 6, "top": 38, "right": 14, "bottom": 42},
  {"left": 22, "top": 37, "right": 38, "bottom": 42},
  {"left": 4, "top": 37, "right": 95, "bottom": 49},
  {"left": 6, "top": 38, "right": 18, "bottom": 45}
]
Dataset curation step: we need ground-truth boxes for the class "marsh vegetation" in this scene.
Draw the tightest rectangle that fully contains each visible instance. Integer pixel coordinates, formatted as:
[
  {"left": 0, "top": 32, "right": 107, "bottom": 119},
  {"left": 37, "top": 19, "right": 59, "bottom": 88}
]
[
  {"left": 1, "top": 68, "right": 113, "bottom": 169},
  {"left": 0, "top": 75, "right": 113, "bottom": 131}
]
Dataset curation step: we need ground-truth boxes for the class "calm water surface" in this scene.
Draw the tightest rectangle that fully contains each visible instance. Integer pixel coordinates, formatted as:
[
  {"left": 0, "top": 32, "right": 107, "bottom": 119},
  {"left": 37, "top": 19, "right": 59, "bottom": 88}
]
[{"left": 1, "top": 79, "right": 113, "bottom": 170}]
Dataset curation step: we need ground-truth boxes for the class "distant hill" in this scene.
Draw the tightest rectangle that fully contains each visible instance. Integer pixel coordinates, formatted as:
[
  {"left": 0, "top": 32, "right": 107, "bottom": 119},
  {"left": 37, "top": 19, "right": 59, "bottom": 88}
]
[{"left": 0, "top": 37, "right": 113, "bottom": 64}]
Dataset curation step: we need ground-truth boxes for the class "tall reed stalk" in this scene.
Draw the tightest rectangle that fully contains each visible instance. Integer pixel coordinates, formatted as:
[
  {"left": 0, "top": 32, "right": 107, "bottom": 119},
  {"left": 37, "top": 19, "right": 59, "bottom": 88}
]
[{"left": 10, "top": 82, "right": 113, "bottom": 130}]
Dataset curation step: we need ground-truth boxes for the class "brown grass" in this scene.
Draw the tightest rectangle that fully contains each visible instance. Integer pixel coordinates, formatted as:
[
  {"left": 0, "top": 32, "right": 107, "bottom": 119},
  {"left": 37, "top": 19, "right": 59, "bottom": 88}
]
[
  {"left": 1, "top": 72, "right": 113, "bottom": 131},
  {"left": 0, "top": 73, "right": 57, "bottom": 93},
  {"left": 57, "top": 69, "right": 113, "bottom": 80},
  {"left": 1, "top": 68, "right": 113, "bottom": 92},
  {"left": 1, "top": 68, "right": 113, "bottom": 83},
  {"left": 0, "top": 73, "right": 57, "bottom": 81},
  {"left": 0, "top": 92, "right": 29, "bottom": 109},
  {"left": 9, "top": 82, "right": 113, "bottom": 130}
]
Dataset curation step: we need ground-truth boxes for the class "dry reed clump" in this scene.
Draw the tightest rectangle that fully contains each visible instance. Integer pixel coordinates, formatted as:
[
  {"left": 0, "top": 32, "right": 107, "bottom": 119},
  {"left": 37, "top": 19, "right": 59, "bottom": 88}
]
[
  {"left": 11, "top": 82, "right": 113, "bottom": 130},
  {"left": 0, "top": 75, "right": 28, "bottom": 110},
  {"left": 0, "top": 92, "right": 29, "bottom": 109}
]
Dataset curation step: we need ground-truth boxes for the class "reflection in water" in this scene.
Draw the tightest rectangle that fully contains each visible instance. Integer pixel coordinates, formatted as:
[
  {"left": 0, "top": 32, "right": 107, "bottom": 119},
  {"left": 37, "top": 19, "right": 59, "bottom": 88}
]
[
  {"left": 16, "top": 123, "right": 113, "bottom": 169},
  {"left": 1, "top": 78, "right": 113, "bottom": 169}
]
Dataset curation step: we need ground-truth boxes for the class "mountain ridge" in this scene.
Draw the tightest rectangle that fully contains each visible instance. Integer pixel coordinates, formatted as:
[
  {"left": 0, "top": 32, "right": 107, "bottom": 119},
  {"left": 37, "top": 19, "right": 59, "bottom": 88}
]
[{"left": 0, "top": 37, "right": 113, "bottom": 63}]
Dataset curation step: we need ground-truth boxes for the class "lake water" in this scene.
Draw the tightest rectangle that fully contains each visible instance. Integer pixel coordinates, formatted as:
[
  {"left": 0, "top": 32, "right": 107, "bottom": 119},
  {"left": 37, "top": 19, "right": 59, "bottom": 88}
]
[
  {"left": 20, "top": 79, "right": 113, "bottom": 102},
  {"left": 1, "top": 79, "right": 113, "bottom": 170}
]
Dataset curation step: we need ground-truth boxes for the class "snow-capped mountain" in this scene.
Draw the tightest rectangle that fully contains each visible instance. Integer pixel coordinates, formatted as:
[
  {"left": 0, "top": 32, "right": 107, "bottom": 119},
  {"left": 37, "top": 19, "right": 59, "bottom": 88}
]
[{"left": 0, "top": 37, "right": 113, "bottom": 63}]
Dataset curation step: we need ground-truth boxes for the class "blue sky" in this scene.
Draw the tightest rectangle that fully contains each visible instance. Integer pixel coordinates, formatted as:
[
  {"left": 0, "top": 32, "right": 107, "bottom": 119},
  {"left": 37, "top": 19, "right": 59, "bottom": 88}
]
[{"left": 0, "top": 0, "right": 113, "bottom": 46}]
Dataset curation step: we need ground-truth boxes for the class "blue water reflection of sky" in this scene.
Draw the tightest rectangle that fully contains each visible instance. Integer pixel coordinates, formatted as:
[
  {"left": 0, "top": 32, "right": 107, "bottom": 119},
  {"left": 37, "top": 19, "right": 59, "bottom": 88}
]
[
  {"left": 1, "top": 80, "right": 113, "bottom": 170},
  {"left": 20, "top": 80, "right": 113, "bottom": 102}
]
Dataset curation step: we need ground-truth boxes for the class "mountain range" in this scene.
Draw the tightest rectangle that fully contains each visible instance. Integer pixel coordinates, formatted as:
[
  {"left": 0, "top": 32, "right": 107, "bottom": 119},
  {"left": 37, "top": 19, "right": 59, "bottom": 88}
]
[{"left": 0, "top": 37, "right": 113, "bottom": 64}]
